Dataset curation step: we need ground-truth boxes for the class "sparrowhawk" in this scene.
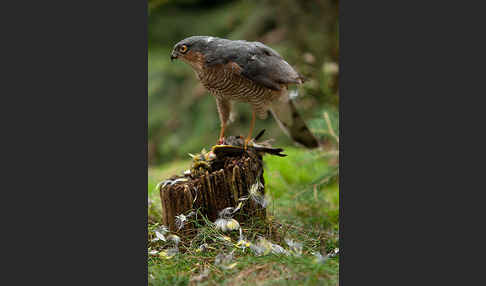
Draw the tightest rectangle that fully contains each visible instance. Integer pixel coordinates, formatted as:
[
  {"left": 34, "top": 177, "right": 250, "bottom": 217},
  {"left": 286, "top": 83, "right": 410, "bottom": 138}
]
[{"left": 170, "top": 36, "right": 319, "bottom": 148}]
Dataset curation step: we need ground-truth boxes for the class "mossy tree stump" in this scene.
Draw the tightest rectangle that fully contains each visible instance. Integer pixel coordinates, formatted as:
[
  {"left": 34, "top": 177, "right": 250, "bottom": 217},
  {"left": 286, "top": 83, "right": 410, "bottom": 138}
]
[{"left": 159, "top": 133, "right": 286, "bottom": 234}]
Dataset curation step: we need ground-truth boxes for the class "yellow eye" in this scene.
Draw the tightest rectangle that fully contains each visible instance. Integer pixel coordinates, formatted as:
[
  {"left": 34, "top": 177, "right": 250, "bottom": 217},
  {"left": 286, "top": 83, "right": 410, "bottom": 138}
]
[{"left": 179, "top": 45, "right": 188, "bottom": 53}]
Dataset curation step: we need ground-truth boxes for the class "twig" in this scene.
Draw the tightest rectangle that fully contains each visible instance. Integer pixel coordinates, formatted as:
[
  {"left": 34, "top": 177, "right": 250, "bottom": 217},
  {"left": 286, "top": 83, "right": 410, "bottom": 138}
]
[
  {"left": 321, "top": 175, "right": 332, "bottom": 184},
  {"left": 317, "top": 150, "right": 339, "bottom": 157},
  {"left": 324, "top": 112, "right": 339, "bottom": 143}
]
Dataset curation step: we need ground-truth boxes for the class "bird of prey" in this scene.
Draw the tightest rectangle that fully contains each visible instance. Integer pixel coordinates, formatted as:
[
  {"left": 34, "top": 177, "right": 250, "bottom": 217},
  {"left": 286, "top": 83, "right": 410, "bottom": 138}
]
[{"left": 170, "top": 36, "right": 319, "bottom": 148}]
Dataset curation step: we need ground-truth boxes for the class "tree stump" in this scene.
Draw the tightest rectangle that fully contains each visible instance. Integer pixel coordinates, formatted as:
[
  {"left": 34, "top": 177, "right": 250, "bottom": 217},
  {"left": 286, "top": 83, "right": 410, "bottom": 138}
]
[{"left": 159, "top": 132, "right": 286, "bottom": 234}]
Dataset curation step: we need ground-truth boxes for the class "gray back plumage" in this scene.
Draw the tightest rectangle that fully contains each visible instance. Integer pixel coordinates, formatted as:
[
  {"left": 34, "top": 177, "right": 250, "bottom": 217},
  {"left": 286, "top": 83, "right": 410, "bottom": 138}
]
[{"left": 176, "top": 36, "right": 303, "bottom": 91}]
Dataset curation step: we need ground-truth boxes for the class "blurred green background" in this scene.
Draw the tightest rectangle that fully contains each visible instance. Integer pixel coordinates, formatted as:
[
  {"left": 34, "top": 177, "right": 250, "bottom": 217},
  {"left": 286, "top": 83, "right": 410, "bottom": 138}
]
[{"left": 148, "top": 0, "right": 339, "bottom": 166}]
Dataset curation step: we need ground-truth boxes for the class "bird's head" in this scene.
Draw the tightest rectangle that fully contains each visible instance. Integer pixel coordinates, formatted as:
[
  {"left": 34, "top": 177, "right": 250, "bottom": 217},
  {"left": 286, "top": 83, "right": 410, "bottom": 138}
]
[{"left": 171, "top": 36, "right": 220, "bottom": 70}]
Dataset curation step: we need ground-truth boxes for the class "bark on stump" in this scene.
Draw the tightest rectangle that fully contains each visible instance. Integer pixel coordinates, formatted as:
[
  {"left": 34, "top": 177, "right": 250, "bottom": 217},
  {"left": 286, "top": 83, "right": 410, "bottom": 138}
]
[{"left": 159, "top": 134, "right": 285, "bottom": 234}]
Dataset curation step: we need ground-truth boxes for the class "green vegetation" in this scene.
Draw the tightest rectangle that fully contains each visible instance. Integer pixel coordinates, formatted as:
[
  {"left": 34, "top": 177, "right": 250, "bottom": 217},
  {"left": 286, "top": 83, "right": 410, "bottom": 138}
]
[
  {"left": 148, "top": 146, "right": 339, "bottom": 285},
  {"left": 148, "top": 0, "right": 339, "bottom": 284}
]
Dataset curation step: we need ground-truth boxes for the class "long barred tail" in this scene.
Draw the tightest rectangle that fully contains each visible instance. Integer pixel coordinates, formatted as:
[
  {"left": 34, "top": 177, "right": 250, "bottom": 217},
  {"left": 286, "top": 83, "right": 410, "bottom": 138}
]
[{"left": 269, "top": 92, "right": 319, "bottom": 148}]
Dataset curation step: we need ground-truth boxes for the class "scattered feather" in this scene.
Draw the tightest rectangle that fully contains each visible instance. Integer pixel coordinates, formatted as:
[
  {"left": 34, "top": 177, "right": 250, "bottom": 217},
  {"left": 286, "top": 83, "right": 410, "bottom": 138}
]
[
  {"left": 234, "top": 201, "right": 243, "bottom": 213},
  {"left": 170, "top": 178, "right": 188, "bottom": 185},
  {"left": 219, "top": 235, "right": 232, "bottom": 242},
  {"left": 312, "top": 252, "right": 328, "bottom": 264},
  {"left": 249, "top": 237, "right": 290, "bottom": 256},
  {"left": 289, "top": 90, "right": 299, "bottom": 99},
  {"left": 312, "top": 248, "right": 339, "bottom": 264},
  {"left": 323, "top": 62, "right": 339, "bottom": 75},
  {"left": 167, "top": 234, "right": 180, "bottom": 246},
  {"left": 214, "top": 218, "right": 240, "bottom": 232},
  {"left": 214, "top": 252, "right": 224, "bottom": 265},
  {"left": 219, "top": 207, "right": 235, "bottom": 218},
  {"left": 222, "top": 262, "right": 238, "bottom": 270},
  {"left": 270, "top": 243, "right": 290, "bottom": 256},
  {"left": 329, "top": 248, "right": 339, "bottom": 257},
  {"left": 218, "top": 202, "right": 244, "bottom": 219},
  {"left": 236, "top": 228, "right": 252, "bottom": 249},
  {"left": 215, "top": 250, "right": 234, "bottom": 266},
  {"left": 214, "top": 218, "right": 228, "bottom": 231},
  {"left": 148, "top": 249, "right": 158, "bottom": 255},
  {"left": 152, "top": 230, "right": 166, "bottom": 242},
  {"left": 156, "top": 225, "right": 168, "bottom": 234},
  {"left": 159, "top": 247, "right": 178, "bottom": 259},
  {"left": 155, "top": 180, "right": 169, "bottom": 190},
  {"left": 225, "top": 219, "right": 240, "bottom": 231},
  {"left": 175, "top": 214, "right": 187, "bottom": 231},
  {"left": 235, "top": 239, "right": 251, "bottom": 249},
  {"left": 151, "top": 225, "right": 169, "bottom": 242},
  {"left": 195, "top": 243, "right": 213, "bottom": 253},
  {"left": 253, "top": 237, "right": 273, "bottom": 256},
  {"left": 248, "top": 181, "right": 268, "bottom": 208},
  {"left": 285, "top": 238, "right": 303, "bottom": 256},
  {"left": 175, "top": 211, "right": 195, "bottom": 231},
  {"left": 190, "top": 268, "right": 210, "bottom": 283},
  {"left": 192, "top": 186, "right": 198, "bottom": 203},
  {"left": 249, "top": 242, "right": 267, "bottom": 256},
  {"left": 156, "top": 178, "right": 188, "bottom": 190}
]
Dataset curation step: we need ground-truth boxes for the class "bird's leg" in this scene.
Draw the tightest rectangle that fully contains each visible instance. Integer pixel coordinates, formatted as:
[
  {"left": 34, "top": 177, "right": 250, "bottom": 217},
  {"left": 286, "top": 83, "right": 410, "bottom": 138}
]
[
  {"left": 215, "top": 97, "right": 231, "bottom": 145},
  {"left": 244, "top": 110, "right": 256, "bottom": 149},
  {"left": 218, "top": 121, "right": 226, "bottom": 145}
]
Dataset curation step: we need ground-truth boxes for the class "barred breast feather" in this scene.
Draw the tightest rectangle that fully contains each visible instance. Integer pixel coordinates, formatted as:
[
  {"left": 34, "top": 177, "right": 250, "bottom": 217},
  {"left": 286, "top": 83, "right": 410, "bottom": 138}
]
[{"left": 197, "top": 63, "right": 278, "bottom": 119}]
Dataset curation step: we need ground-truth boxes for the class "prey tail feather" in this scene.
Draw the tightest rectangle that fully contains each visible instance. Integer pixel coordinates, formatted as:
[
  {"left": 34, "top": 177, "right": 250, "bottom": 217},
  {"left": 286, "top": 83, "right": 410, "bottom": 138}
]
[{"left": 269, "top": 92, "right": 319, "bottom": 148}]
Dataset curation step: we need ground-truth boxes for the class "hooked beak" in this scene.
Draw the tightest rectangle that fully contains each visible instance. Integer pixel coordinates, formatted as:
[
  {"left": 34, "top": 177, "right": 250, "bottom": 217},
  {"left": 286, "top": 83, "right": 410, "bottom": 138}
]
[{"left": 170, "top": 50, "right": 178, "bottom": 61}]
